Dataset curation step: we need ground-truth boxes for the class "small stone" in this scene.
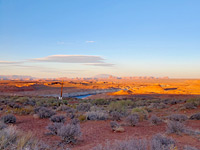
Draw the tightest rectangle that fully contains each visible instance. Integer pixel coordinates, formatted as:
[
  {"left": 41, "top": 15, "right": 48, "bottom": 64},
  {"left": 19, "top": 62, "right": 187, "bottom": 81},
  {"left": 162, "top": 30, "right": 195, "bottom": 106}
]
[
  {"left": 113, "top": 126, "right": 125, "bottom": 132},
  {"left": 33, "top": 114, "right": 39, "bottom": 119}
]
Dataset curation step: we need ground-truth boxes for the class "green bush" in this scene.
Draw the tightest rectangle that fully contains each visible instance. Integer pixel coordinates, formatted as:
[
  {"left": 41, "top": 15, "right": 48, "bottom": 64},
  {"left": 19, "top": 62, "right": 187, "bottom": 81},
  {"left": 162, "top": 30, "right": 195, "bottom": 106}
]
[
  {"left": 131, "top": 107, "right": 148, "bottom": 121},
  {"left": 78, "top": 115, "right": 87, "bottom": 122},
  {"left": 186, "top": 98, "right": 200, "bottom": 107},
  {"left": 108, "top": 100, "right": 133, "bottom": 113},
  {"left": 15, "top": 97, "right": 29, "bottom": 104},
  {"left": 91, "top": 99, "right": 110, "bottom": 105},
  {"left": 12, "top": 107, "right": 34, "bottom": 115},
  {"left": 62, "top": 100, "right": 68, "bottom": 105}
]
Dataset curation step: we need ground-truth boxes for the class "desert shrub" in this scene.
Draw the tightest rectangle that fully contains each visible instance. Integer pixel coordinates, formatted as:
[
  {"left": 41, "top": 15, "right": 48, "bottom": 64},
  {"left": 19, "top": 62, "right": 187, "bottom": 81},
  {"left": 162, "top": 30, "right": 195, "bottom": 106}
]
[
  {"left": 149, "top": 103, "right": 159, "bottom": 109},
  {"left": 90, "top": 106, "right": 103, "bottom": 112},
  {"left": 70, "top": 118, "right": 80, "bottom": 125},
  {"left": 134, "top": 100, "right": 147, "bottom": 107},
  {"left": 76, "top": 103, "right": 91, "bottom": 112},
  {"left": 66, "top": 107, "right": 76, "bottom": 119},
  {"left": 108, "top": 100, "right": 133, "bottom": 114},
  {"left": 110, "top": 111, "right": 123, "bottom": 121},
  {"left": 78, "top": 115, "right": 87, "bottom": 122},
  {"left": 91, "top": 99, "right": 110, "bottom": 105},
  {"left": 0, "top": 126, "right": 19, "bottom": 149},
  {"left": 170, "top": 99, "right": 183, "bottom": 105},
  {"left": 1, "top": 114, "right": 16, "bottom": 124},
  {"left": 15, "top": 97, "right": 29, "bottom": 104},
  {"left": 0, "top": 122, "right": 7, "bottom": 130},
  {"left": 186, "top": 98, "right": 200, "bottom": 107},
  {"left": 86, "top": 111, "right": 108, "bottom": 120},
  {"left": 12, "top": 107, "right": 34, "bottom": 115},
  {"left": 36, "top": 101, "right": 44, "bottom": 107},
  {"left": 62, "top": 100, "right": 68, "bottom": 105},
  {"left": 57, "top": 105, "right": 71, "bottom": 111},
  {"left": 50, "top": 115, "right": 66, "bottom": 123},
  {"left": 120, "top": 100, "right": 134, "bottom": 107},
  {"left": 162, "top": 99, "right": 171, "bottom": 105},
  {"left": 57, "top": 123, "right": 81, "bottom": 144},
  {"left": 45, "top": 98, "right": 62, "bottom": 107},
  {"left": 35, "top": 107, "right": 56, "bottom": 119},
  {"left": 131, "top": 107, "right": 148, "bottom": 121},
  {"left": 184, "top": 128, "right": 200, "bottom": 136},
  {"left": 65, "top": 107, "right": 76, "bottom": 114},
  {"left": 91, "top": 139, "right": 148, "bottom": 150},
  {"left": 150, "top": 115, "right": 162, "bottom": 125},
  {"left": 169, "top": 114, "right": 188, "bottom": 122},
  {"left": 24, "top": 100, "right": 36, "bottom": 106},
  {"left": 9, "top": 103, "right": 21, "bottom": 109},
  {"left": 145, "top": 107, "right": 153, "bottom": 113},
  {"left": 184, "top": 145, "right": 199, "bottom": 150},
  {"left": 190, "top": 112, "right": 200, "bottom": 120},
  {"left": 107, "top": 101, "right": 125, "bottom": 113},
  {"left": 184, "top": 103, "right": 197, "bottom": 109},
  {"left": 52, "top": 106, "right": 58, "bottom": 110},
  {"left": 126, "top": 114, "right": 139, "bottom": 126},
  {"left": 150, "top": 103, "right": 167, "bottom": 109},
  {"left": 167, "top": 121, "right": 185, "bottom": 135},
  {"left": 170, "top": 100, "right": 178, "bottom": 105},
  {"left": 0, "top": 126, "right": 49, "bottom": 150},
  {"left": 47, "top": 122, "right": 64, "bottom": 135},
  {"left": 110, "top": 121, "right": 119, "bottom": 130},
  {"left": 151, "top": 134, "right": 176, "bottom": 150},
  {"left": 34, "top": 106, "right": 42, "bottom": 113}
]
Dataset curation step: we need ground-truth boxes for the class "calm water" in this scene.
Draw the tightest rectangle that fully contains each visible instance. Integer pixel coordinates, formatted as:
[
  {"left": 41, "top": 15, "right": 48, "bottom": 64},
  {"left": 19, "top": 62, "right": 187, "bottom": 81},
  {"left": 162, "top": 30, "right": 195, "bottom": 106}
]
[{"left": 74, "top": 94, "right": 92, "bottom": 99}]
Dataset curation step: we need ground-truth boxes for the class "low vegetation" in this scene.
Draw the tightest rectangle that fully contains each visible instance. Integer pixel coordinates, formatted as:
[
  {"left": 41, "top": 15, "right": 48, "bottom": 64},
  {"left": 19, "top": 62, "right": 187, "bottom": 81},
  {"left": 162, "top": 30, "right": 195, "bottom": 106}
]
[
  {"left": 0, "top": 126, "right": 49, "bottom": 150},
  {"left": 190, "top": 112, "right": 200, "bottom": 120},
  {"left": 168, "top": 114, "right": 188, "bottom": 122},
  {"left": 126, "top": 114, "right": 139, "bottom": 126},
  {"left": 34, "top": 107, "right": 56, "bottom": 119},
  {"left": 0, "top": 95, "right": 200, "bottom": 149},
  {"left": 86, "top": 110, "right": 108, "bottom": 120},
  {"left": 1, "top": 114, "right": 16, "bottom": 124},
  {"left": 151, "top": 134, "right": 176, "bottom": 150},
  {"left": 50, "top": 115, "right": 66, "bottom": 123},
  {"left": 57, "top": 122, "right": 81, "bottom": 144},
  {"left": 150, "top": 115, "right": 162, "bottom": 125},
  {"left": 167, "top": 121, "right": 185, "bottom": 135}
]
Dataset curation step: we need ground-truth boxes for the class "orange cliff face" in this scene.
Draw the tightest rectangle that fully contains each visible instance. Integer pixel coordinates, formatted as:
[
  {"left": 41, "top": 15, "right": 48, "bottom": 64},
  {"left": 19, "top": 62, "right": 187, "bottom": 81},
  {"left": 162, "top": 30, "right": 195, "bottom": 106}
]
[
  {"left": 109, "top": 80, "right": 200, "bottom": 95},
  {"left": 0, "top": 78, "right": 200, "bottom": 96}
]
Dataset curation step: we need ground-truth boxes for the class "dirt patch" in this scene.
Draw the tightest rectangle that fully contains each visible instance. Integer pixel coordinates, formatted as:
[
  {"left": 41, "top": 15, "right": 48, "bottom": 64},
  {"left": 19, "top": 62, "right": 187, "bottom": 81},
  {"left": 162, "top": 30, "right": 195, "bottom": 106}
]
[{"left": 11, "top": 115, "right": 200, "bottom": 150}]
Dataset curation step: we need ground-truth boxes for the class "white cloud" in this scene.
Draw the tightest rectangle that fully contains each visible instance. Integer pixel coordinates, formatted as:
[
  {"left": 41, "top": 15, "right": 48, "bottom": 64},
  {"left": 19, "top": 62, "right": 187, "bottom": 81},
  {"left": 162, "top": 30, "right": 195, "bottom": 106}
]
[
  {"left": 85, "top": 63, "right": 114, "bottom": 67},
  {"left": 0, "top": 61, "right": 21, "bottom": 64},
  {"left": 0, "top": 55, "right": 114, "bottom": 67},
  {"left": 30, "top": 55, "right": 105, "bottom": 64},
  {"left": 86, "top": 41, "right": 95, "bottom": 43}
]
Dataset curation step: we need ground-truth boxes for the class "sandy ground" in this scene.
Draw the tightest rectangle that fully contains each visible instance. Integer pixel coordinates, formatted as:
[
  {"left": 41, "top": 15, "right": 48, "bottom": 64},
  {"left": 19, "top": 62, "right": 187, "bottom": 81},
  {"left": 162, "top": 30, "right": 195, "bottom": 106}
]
[{"left": 7, "top": 109, "right": 199, "bottom": 150}]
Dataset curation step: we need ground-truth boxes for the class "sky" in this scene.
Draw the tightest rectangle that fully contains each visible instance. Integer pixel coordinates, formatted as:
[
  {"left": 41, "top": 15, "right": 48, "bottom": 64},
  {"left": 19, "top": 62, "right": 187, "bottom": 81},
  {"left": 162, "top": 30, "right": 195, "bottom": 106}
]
[{"left": 0, "top": 0, "right": 200, "bottom": 78}]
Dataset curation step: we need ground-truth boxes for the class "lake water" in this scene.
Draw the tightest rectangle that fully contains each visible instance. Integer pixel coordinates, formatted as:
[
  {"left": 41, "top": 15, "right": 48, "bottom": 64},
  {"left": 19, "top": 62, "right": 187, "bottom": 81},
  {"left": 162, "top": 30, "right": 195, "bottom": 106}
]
[{"left": 74, "top": 94, "right": 92, "bottom": 99}]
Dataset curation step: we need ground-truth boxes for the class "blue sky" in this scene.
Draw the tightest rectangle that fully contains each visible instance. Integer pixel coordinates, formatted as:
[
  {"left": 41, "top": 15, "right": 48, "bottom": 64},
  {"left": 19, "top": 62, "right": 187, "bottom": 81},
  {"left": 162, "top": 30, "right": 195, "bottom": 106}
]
[{"left": 0, "top": 0, "right": 200, "bottom": 78}]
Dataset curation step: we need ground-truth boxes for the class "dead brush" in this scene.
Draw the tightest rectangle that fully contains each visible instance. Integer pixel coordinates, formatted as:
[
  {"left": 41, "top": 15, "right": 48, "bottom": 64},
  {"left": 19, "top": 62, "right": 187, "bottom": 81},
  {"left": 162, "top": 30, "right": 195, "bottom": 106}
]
[{"left": 149, "top": 115, "right": 162, "bottom": 125}]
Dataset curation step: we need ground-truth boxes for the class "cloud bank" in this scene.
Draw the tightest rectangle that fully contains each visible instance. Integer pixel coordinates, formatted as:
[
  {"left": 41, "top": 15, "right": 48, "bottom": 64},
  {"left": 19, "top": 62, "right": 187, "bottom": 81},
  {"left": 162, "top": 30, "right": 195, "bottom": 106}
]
[
  {"left": 0, "top": 61, "right": 21, "bottom": 64},
  {"left": 30, "top": 55, "right": 113, "bottom": 67},
  {"left": 0, "top": 55, "right": 114, "bottom": 67}
]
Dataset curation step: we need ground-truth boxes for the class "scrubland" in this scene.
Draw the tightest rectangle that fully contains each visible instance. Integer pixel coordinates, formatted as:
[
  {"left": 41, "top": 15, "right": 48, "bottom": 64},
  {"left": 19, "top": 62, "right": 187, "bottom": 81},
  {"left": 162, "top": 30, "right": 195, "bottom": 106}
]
[
  {"left": 0, "top": 79, "right": 200, "bottom": 150},
  {"left": 0, "top": 95, "right": 200, "bottom": 150}
]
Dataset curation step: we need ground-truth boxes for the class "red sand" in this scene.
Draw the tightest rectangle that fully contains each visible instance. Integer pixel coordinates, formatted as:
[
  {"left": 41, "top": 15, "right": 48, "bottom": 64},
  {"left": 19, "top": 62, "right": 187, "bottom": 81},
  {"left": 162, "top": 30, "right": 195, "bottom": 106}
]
[{"left": 14, "top": 115, "right": 200, "bottom": 150}]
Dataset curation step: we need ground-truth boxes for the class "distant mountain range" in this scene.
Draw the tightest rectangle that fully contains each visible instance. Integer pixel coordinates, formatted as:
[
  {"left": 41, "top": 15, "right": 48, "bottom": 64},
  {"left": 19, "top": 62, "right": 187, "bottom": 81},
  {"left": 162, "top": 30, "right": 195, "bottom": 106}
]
[
  {"left": 0, "top": 75, "right": 35, "bottom": 80},
  {"left": 93, "top": 74, "right": 116, "bottom": 79},
  {"left": 0, "top": 74, "right": 169, "bottom": 80}
]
